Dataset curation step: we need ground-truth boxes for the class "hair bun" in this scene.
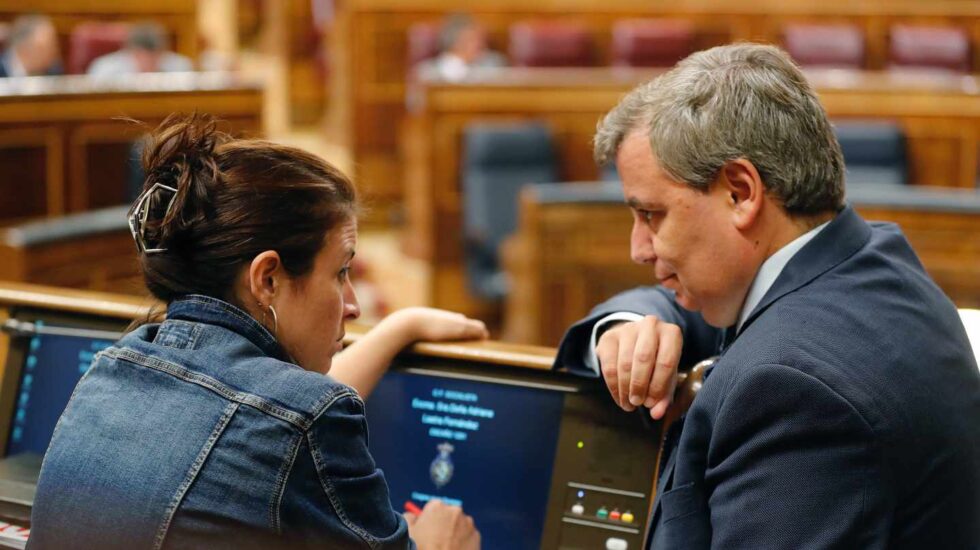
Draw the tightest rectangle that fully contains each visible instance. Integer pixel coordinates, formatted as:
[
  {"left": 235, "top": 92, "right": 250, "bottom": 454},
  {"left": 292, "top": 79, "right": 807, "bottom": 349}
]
[{"left": 137, "top": 112, "right": 230, "bottom": 253}]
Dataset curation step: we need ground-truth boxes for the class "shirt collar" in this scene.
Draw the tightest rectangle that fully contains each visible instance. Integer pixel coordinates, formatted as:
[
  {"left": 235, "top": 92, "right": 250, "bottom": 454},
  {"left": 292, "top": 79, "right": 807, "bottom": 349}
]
[
  {"left": 4, "top": 51, "right": 26, "bottom": 77},
  {"left": 736, "top": 220, "right": 830, "bottom": 332}
]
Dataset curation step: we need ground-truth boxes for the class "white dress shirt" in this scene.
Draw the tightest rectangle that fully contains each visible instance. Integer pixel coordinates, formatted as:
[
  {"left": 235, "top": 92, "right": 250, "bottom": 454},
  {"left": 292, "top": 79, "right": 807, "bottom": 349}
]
[{"left": 2, "top": 51, "right": 27, "bottom": 77}]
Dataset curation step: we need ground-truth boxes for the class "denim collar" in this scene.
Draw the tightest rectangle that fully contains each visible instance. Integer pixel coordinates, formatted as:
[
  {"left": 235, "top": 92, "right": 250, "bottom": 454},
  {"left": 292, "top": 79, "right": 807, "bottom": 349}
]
[{"left": 166, "top": 295, "right": 289, "bottom": 361}]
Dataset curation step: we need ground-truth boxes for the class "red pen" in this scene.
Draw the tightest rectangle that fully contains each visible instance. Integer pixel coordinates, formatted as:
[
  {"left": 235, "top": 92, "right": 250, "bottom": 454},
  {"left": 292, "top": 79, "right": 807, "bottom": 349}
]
[{"left": 404, "top": 501, "right": 423, "bottom": 515}]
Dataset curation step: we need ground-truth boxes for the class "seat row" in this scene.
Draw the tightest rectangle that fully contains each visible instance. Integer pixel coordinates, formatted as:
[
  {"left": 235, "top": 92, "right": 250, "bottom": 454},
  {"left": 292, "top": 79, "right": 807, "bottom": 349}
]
[
  {"left": 0, "top": 21, "right": 161, "bottom": 74},
  {"left": 460, "top": 121, "right": 908, "bottom": 301},
  {"left": 409, "top": 20, "right": 973, "bottom": 73}
]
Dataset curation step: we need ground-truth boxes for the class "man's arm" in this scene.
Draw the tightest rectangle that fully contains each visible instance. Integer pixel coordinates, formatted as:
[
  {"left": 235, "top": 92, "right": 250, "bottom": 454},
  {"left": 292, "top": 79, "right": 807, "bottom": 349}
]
[
  {"left": 553, "top": 286, "right": 722, "bottom": 375},
  {"left": 703, "top": 363, "right": 891, "bottom": 548}
]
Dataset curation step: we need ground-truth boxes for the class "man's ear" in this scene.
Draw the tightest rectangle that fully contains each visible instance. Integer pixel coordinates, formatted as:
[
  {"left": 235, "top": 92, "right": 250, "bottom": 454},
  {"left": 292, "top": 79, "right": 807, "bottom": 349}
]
[
  {"left": 247, "top": 250, "right": 283, "bottom": 306},
  {"left": 720, "top": 159, "right": 765, "bottom": 230}
]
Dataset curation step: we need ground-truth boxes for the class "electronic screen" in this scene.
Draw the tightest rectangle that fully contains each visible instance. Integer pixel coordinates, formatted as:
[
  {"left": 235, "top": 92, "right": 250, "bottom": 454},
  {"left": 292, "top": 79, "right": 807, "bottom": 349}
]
[
  {"left": 5, "top": 325, "right": 114, "bottom": 456},
  {"left": 365, "top": 370, "right": 566, "bottom": 550}
]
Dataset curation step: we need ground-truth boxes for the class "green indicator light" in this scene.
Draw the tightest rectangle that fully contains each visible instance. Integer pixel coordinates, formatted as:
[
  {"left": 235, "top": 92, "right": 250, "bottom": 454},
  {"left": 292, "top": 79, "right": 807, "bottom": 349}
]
[{"left": 577, "top": 441, "right": 584, "bottom": 449}]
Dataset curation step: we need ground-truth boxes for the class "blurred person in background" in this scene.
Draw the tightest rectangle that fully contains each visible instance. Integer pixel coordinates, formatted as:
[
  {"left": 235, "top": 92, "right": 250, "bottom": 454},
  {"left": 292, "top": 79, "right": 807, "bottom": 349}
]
[
  {"left": 87, "top": 22, "right": 192, "bottom": 76},
  {"left": 417, "top": 13, "right": 505, "bottom": 81},
  {"left": 0, "top": 14, "right": 62, "bottom": 77}
]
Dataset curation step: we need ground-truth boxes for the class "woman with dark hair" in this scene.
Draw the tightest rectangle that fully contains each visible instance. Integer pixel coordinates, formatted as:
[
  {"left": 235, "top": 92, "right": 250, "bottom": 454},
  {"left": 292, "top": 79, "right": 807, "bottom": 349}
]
[{"left": 29, "top": 114, "right": 484, "bottom": 549}]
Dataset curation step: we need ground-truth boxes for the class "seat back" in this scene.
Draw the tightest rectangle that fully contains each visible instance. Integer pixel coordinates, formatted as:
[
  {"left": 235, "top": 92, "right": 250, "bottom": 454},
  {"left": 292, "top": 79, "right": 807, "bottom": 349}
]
[
  {"left": 889, "top": 24, "right": 970, "bottom": 73},
  {"left": 834, "top": 121, "right": 907, "bottom": 186},
  {"left": 783, "top": 23, "right": 865, "bottom": 69},
  {"left": 68, "top": 22, "right": 130, "bottom": 74},
  {"left": 462, "top": 123, "right": 558, "bottom": 299},
  {"left": 611, "top": 19, "right": 695, "bottom": 67},
  {"left": 509, "top": 21, "right": 593, "bottom": 67},
  {"left": 407, "top": 21, "right": 443, "bottom": 68}
]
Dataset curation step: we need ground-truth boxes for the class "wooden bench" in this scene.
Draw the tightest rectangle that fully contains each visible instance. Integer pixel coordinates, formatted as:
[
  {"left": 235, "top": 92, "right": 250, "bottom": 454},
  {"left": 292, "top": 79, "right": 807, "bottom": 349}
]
[
  {"left": 503, "top": 182, "right": 980, "bottom": 346},
  {"left": 331, "top": 0, "right": 980, "bottom": 214},
  {"left": 0, "top": 72, "right": 262, "bottom": 225},
  {"left": 0, "top": 0, "right": 198, "bottom": 63},
  {"left": 0, "top": 206, "right": 142, "bottom": 295}
]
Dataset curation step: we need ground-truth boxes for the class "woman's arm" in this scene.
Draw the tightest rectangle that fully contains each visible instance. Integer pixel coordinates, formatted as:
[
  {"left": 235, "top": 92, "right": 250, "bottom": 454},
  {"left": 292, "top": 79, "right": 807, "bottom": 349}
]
[{"left": 329, "top": 307, "right": 488, "bottom": 398}]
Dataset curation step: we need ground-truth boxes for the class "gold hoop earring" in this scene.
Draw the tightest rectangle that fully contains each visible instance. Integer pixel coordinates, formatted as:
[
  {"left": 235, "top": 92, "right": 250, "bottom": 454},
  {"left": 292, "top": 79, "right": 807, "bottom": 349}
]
[
  {"left": 258, "top": 302, "right": 278, "bottom": 338},
  {"left": 268, "top": 305, "right": 278, "bottom": 337}
]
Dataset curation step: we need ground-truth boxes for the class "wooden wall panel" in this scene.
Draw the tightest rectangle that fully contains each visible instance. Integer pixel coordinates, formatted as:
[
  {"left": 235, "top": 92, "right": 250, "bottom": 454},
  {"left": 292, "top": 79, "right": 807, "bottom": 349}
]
[{"left": 503, "top": 193, "right": 980, "bottom": 346}]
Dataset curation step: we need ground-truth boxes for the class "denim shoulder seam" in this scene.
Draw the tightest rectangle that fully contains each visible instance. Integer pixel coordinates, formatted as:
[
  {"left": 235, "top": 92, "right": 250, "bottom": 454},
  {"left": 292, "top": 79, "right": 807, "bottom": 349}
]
[
  {"left": 310, "top": 388, "right": 364, "bottom": 423},
  {"left": 271, "top": 432, "right": 304, "bottom": 534},
  {"left": 103, "top": 347, "right": 311, "bottom": 430},
  {"left": 153, "top": 401, "right": 239, "bottom": 550},
  {"left": 306, "top": 430, "right": 380, "bottom": 549}
]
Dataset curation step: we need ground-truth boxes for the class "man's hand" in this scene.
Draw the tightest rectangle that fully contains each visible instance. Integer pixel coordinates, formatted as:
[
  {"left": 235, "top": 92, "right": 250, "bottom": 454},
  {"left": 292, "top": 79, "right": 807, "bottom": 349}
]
[{"left": 596, "top": 316, "right": 682, "bottom": 419}]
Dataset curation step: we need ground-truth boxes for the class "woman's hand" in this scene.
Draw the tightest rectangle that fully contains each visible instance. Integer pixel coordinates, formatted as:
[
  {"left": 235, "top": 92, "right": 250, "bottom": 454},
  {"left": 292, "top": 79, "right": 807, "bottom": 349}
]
[
  {"left": 405, "top": 499, "right": 480, "bottom": 550},
  {"left": 385, "top": 307, "right": 489, "bottom": 344}
]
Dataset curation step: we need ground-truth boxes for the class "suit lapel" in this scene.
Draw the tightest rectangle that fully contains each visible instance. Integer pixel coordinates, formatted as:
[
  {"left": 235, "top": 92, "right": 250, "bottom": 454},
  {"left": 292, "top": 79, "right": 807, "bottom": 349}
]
[
  {"left": 737, "top": 206, "right": 871, "bottom": 337},
  {"left": 647, "top": 414, "right": 685, "bottom": 544}
]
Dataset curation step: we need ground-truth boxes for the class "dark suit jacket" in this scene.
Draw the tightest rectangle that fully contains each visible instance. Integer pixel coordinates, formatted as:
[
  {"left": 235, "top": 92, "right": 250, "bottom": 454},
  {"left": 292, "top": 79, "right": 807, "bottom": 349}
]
[{"left": 555, "top": 206, "right": 980, "bottom": 549}]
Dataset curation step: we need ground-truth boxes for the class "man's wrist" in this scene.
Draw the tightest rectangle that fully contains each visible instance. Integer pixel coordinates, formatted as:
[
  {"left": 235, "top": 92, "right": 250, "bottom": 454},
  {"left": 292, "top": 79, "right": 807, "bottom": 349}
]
[{"left": 585, "top": 311, "right": 644, "bottom": 374}]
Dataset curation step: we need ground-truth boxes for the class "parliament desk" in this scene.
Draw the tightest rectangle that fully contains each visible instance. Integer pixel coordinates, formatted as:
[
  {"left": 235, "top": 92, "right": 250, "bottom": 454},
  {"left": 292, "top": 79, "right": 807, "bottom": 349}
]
[
  {"left": 0, "top": 206, "right": 141, "bottom": 295},
  {"left": 331, "top": 0, "right": 980, "bottom": 213},
  {"left": 0, "top": 0, "right": 198, "bottom": 65},
  {"left": 503, "top": 183, "right": 980, "bottom": 347},
  {"left": 0, "top": 282, "right": 700, "bottom": 548},
  {"left": 402, "top": 67, "right": 980, "bottom": 321},
  {"left": 0, "top": 72, "right": 263, "bottom": 225}
]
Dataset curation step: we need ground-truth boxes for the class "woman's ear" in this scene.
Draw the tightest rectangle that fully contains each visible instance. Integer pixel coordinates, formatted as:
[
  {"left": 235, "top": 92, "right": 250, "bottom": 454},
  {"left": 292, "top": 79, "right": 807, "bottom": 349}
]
[
  {"left": 720, "top": 159, "right": 765, "bottom": 231},
  {"left": 247, "top": 250, "right": 283, "bottom": 305}
]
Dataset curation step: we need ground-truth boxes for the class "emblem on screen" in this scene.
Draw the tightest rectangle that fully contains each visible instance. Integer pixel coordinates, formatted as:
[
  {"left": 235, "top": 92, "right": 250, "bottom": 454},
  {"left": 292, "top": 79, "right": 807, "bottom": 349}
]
[{"left": 429, "top": 442, "right": 455, "bottom": 488}]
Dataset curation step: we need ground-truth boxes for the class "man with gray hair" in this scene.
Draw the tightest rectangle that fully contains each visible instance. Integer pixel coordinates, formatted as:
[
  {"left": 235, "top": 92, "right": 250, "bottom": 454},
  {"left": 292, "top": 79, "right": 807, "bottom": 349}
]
[
  {"left": 0, "top": 14, "right": 62, "bottom": 77},
  {"left": 415, "top": 14, "right": 505, "bottom": 81},
  {"left": 87, "top": 22, "right": 192, "bottom": 76},
  {"left": 555, "top": 43, "right": 979, "bottom": 548}
]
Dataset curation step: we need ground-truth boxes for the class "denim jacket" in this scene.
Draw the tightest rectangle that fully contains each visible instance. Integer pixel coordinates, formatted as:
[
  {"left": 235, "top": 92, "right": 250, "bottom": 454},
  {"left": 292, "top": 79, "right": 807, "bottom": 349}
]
[{"left": 29, "top": 295, "right": 412, "bottom": 550}]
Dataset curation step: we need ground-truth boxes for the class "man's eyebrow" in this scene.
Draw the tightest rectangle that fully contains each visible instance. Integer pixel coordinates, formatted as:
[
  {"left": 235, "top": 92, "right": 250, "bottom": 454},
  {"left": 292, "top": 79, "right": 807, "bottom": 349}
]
[
  {"left": 345, "top": 249, "right": 356, "bottom": 261},
  {"left": 626, "top": 197, "right": 659, "bottom": 210}
]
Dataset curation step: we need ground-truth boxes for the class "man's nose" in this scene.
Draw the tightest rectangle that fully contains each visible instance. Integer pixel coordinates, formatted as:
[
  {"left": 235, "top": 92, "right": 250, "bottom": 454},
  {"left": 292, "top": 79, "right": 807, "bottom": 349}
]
[{"left": 630, "top": 219, "right": 656, "bottom": 265}]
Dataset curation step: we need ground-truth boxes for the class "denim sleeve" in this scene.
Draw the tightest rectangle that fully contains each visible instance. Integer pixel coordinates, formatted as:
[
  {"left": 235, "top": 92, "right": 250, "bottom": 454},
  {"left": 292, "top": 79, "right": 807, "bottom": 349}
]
[{"left": 280, "top": 393, "right": 413, "bottom": 549}]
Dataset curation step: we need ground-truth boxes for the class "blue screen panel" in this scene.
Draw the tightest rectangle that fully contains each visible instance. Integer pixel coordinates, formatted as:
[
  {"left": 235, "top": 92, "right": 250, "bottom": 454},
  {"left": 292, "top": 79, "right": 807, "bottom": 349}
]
[
  {"left": 7, "top": 330, "right": 114, "bottom": 456},
  {"left": 365, "top": 371, "right": 565, "bottom": 550}
]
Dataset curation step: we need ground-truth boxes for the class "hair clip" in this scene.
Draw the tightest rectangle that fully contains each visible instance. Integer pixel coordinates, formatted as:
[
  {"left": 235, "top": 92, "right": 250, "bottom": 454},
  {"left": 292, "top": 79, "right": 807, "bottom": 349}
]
[{"left": 128, "top": 182, "right": 178, "bottom": 254}]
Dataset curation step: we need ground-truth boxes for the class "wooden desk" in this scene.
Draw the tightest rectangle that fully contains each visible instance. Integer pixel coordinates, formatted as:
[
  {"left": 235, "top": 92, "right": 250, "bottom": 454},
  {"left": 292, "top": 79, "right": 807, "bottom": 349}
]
[
  {"left": 0, "top": 206, "right": 142, "bottom": 295},
  {"left": 503, "top": 184, "right": 980, "bottom": 346},
  {"left": 332, "top": 0, "right": 980, "bottom": 213},
  {"left": 0, "top": 0, "right": 198, "bottom": 63},
  {"left": 403, "top": 67, "right": 980, "bottom": 320},
  {"left": 0, "top": 72, "right": 263, "bottom": 224}
]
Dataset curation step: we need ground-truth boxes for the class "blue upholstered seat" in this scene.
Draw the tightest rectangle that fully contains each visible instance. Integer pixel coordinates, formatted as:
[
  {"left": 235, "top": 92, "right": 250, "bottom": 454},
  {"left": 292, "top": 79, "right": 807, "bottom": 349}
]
[
  {"left": 834, "top": 121, "right": 908, "bottom": 186},
  {"left": 462, "top": 123, "right": 558, "bottom": 299}
]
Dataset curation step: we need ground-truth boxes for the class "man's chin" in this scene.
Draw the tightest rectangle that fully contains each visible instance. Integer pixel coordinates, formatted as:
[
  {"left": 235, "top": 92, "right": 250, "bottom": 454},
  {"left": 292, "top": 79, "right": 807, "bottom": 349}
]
[{"left": 674, "top": 291, "right": 700, "bottom": 312}]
